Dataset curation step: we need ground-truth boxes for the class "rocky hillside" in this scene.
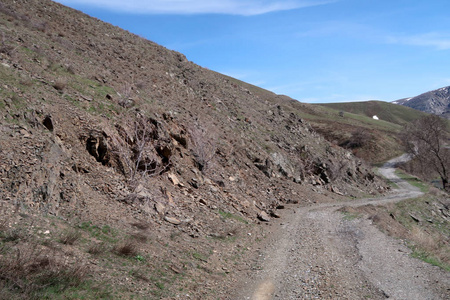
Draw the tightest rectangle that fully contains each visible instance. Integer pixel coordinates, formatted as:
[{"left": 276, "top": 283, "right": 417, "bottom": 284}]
[
  {"left": 393, "top": 86, "right": 450, "bottom": 119},
  {"left": 0, "top": 0, "right": 387, "bottom": 298}
]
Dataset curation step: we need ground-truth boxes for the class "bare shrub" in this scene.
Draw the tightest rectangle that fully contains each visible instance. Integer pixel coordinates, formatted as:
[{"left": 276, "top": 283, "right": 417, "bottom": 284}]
[
  {"left": 112, "top": 116, "right": 171, "bottom": 185},
  {"left": 189, "top": 126, "right": 216, "bottom": 172},
  {"left": 66, "top": 64, "right": 75, "bottom": 75},
  {"left": 340, "top": 128, "right": 372, "bottom": 150},
  {"left": 409, "top": 225, "right": 449, "bottom": 264},
  {"left": 114, "top": 240, "right": 139, "bottom": 257},
  {"left": 19, "top": 76, "right": 33, "bottom": 87},
  {"left": 136, "top": 81, "right": 146, "bottom": 90},
  {"left": 0, "top": 244, "right": 88, "bottom": 297},
  {"left": 0, "top": 3, "right": 19, "bottom": 20},
  {"left": 118, "top": 83, "right": 134, "bottom": 108}
]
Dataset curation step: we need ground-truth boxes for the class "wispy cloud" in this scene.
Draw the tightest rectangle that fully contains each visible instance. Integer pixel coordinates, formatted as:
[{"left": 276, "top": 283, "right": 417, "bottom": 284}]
[
  {"left": 55, "top": 0, "right": 336, "bottom": 16},
  {"left": 387, "top": 32, "right": 450, "bottom": 50}
]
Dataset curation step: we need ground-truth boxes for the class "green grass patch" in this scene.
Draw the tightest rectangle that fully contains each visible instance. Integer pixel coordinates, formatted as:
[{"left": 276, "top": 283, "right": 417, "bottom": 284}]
[
  {"left": 34, "top": 279, "right": 114, "bottom": 300},
  {"left": 218, "top": 210, "right": 248, "bottom": 224},
  {"left": 192, "top": 251, "right": 209, "bottom": 262},
  {"left": 341, "top": 211, "right": 360, "bottom": 221},
  {"left": 318, "top": 100, "right": 428, "bottom": 126},
  {"left": 394, "top": 169, "right": 429, "bottom": 193},
  {"left": 389, "top": 195, "right": 450, "bottom": 271},
  {"left": 78, "top": 221, "right": 118, "bottom": 243},
  {"left": 411, "top": 248, "right": 450, "bottom": 272}
]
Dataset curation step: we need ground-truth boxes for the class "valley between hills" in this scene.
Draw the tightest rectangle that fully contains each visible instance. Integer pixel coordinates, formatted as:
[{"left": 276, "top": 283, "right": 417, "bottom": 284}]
[{"left": 0, "top": 0, "right": 448, "bottom": 299}]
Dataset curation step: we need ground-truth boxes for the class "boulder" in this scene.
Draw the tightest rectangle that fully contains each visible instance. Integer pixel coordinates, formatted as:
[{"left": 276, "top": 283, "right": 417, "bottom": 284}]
[
  {"left": 257, "top": 211, "right": 271, "bottom": 222},
  {"left": 164, "top": 216, "right": 181, "bottom": 225}
]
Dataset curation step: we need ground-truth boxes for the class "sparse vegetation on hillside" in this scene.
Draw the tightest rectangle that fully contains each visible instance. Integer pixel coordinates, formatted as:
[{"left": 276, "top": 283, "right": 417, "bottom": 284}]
[
  {"left": 0, "top": 0, "right": 388, "bottom": 297},
  {"left": 342, "top": 187, "right": 449, "bottom": 271},
  {"left": 310, "top": 101, "right": 431, "bottom": 163},
  {"left": 5, "top": 0, "right": 446, "bottom": 298}
]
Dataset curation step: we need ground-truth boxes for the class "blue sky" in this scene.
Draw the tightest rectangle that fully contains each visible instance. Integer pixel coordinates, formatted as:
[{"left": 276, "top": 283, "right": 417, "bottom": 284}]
[{"left": 55, "top": 0, "right": 450, "bottom": 103}]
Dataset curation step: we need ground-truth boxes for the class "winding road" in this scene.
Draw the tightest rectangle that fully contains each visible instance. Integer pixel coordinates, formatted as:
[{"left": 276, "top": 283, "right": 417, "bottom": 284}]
[{"left": 240, "top": 155, "right": 449, "bottom": 299}]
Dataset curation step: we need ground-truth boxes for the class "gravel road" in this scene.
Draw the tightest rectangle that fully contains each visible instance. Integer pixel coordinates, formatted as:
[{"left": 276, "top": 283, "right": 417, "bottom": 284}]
[{"left": 238, "top": 156, "right": 450, "bottom": 299}]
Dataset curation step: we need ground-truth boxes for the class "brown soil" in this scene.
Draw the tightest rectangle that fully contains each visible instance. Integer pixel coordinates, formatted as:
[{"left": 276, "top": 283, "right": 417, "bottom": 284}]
[{"left": 237, "top": 156, "right": 449, "bottom": 300}]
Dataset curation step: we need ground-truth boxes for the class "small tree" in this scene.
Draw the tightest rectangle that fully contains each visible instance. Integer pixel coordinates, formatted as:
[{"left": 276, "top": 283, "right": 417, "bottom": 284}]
[{"left": 401, "top": 115, "right": 449, "bottom": 191}]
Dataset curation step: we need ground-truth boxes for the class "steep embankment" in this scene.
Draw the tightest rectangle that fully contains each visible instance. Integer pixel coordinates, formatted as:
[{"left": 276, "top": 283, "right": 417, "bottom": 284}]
[{"left": 0, "top": 0, "right": 388, "bottom": 298}]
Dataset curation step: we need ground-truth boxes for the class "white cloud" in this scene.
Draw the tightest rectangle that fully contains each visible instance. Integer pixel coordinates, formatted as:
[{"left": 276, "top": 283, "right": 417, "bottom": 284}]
[
  {"left": 55, "top": 0, "right": 335, "bottom": 16},
  {"left": 388, "top": 33, "right": 450, "bottom": 50}
]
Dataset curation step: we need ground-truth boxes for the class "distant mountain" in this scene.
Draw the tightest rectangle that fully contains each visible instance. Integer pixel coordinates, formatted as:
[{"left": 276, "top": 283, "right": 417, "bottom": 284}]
[{"left": 393, "top": 86, "right": 450, "bottom": 119}]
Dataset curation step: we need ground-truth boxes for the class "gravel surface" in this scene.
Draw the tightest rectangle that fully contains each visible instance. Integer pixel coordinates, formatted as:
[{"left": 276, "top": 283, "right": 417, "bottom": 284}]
[{"left": 238, "top": 156, "right": 450, "bottom": 300}]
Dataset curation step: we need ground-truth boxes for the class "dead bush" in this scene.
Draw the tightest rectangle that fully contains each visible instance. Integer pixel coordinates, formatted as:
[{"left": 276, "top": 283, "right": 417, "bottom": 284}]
[
  {"left": 0, "top": 3, "right": 19, "bottom": 21},
  {"left": 112, "top": 116, "right": 171, "bottom": 184},
  {"left": 410, "top": 226, "right": 438, "bottom": 252},
  {"left": 118, "top": 83, "right": 134, "bottom": 108},
  {"left": 65, "top": 64, "right": 75, "bottom": 74},
  {"left": 189, "top": 125, "right": 216, "bottom": 172},
  {"left": 114, "top": 240, "right": 139, "bottom": 257},
  {"left": 0, "top": 244, "right": 88, "bottom": 298},
  {"left": 19, "top": 76, "right": 33, "bottom": 87},
  {"left": 340, "top": 128, "right": 372, "bottom": 150}
]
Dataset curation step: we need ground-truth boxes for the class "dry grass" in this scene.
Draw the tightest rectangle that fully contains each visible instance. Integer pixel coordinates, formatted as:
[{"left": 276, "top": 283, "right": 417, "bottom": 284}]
[
  {"left": 87, "top": 242, "right": 106, "bottom": 255},
  {"left": 0, "top": 244, "right": 88, "bottom": 298},
  {"left": 58, "top": 229, "right": 81, "bottom": 245},
  {"left": 357, "top": 196, "right": 450, "bottom": 270},
  {"left": 409, "top": 225, "right": 449, "bottom": 265},
  {"left": 114, "top": 240, "right": 139, "bottom": 257}
]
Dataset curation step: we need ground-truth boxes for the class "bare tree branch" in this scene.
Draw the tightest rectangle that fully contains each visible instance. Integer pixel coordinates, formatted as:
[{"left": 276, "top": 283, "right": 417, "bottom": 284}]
[{"left": 401, "top": 115, "right": 449, "bottom": 191}]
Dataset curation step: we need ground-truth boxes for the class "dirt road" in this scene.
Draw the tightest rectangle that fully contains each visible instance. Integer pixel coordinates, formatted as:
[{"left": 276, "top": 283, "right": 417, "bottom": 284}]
[{"left": 239, "top": 156, "right": 449, "bottom": 299}]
